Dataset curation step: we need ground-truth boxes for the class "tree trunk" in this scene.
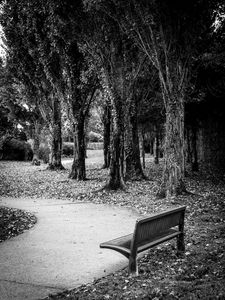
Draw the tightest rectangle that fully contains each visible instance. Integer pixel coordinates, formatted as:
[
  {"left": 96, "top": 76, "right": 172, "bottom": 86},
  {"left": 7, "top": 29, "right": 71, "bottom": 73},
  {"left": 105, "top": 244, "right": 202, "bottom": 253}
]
[
  {"left": 139, "top": 128, "right": 146, "bottom": 169},
  {"left": 141, "top": 131, "right": 146, "bottom": 169},
  {"left": 191, "top": 126, "right": 199, "bottom": 172},
  {"left": 32, "top": 120, "right": 41, "bottom": 165},
  {"left": 186, "top": 127, "right": 191, "bottom": 164},
  {"left": 150, "top": 139, "right": 154, "bottom": 155},
  {"left": 125, "top": 99, "right": 145, "bottom": 180},
  {"left": 69, "top": 116, "right": 86, "bottom": 180},
  {"left": 48, "top": 97, "right": 64, "bottom": 170},
  {"left": 154, "top": 129, "right": 160, "bottom": 164},
  {"left": 102, "top": 104, "right": 111, "bottom": 168},
  {"left": 158, "top": 98, "right": 186, "bottom": 197},
  {"left": 106, "top": 98, "right": 126, "bottom": 190}
]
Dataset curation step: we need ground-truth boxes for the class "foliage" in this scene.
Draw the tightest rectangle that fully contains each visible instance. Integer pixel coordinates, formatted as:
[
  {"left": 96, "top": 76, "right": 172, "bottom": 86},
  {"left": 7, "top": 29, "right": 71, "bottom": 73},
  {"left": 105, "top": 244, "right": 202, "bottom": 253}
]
[
  {"left": 0, "top": 102, "right": 13, "bottom": 136},
  {"left": 91, "top": 0, "right": 225, "bottom": 194},
  {"left": 0, "top": 0, "right": 68, "bottom": 169},
  {"left": 62, "top": 142, "right": 74, "bottom": 157},
  {"left": 136, "top": 66, "right": 164, "bottom": 126},
  {"left": 0, "top": 0, "right": 225, "bottom": 187},
  {"left": 0, "top": 134, "right": 33, "bottom": 161},
  {"left": 0, "top": 63, "right": 29, "bottom": 137},
  {"left": 87, "top": 104, "right": 104, "bottom": 135},
  {"left": 88, "top": 131, "right": 103, "bottom": 143}
]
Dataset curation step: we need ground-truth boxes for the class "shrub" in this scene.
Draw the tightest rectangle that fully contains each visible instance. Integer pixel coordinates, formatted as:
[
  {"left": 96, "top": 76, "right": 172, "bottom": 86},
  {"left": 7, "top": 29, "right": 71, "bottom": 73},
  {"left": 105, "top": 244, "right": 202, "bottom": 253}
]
[
  {"left": 88, "top": 131, "right": 103, "bottom": 142},
  {"left": 0, "top": 135, "right": 33, "bottom": 161},
  {"left": 62, "top": 142, "right": 73, "bottom": 157},
  {"left": 39, "top": 142, "right": 73, "bottom": 162}
]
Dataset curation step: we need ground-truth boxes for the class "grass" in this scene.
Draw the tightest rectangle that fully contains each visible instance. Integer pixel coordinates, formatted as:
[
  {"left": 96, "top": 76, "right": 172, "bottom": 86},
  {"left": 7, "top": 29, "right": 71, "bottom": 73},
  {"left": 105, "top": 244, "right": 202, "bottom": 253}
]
[{"left": 0, "top": 151, "right": 224, "bottom": 299}]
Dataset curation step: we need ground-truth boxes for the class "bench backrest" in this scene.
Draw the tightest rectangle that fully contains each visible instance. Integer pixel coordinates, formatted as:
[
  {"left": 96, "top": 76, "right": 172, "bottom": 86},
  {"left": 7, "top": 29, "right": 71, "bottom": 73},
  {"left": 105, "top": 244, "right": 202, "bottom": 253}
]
[{"left": 132, "top": 206, "right": 186, "bottom": 247}]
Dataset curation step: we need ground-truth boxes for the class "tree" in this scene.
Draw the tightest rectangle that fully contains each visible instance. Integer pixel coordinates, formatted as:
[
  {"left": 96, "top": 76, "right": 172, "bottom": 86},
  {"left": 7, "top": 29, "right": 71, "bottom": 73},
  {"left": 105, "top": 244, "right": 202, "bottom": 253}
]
[
  {"left": 0, "top": 0, "right": 65, "bottom": 169},
  {"left": 136, "top": 66, "right": 164, "bottom": 166},
  {"left": 67, "top": 59, "right": 98, "bottom": 180},
  {"left": 84, "top": 2, "right": 147, "bottom": 188},
  {"left": 123, "top": 51, "right": 147, "bottom": 181},
  {"left": 45, "top": 0, "right": 99, "bottom": 179},
  {"left": 106, "top": 0, "right": 222, "bottom": 197},
  {"left": 102, "top": 96, "right": 111, "bottom": 169},
  {"left": 184, "top": 7, "right": 225, "bottom": 172},
  {"left": 0, "top": 62, "right": 16, "bottom": 136},
  {"left": 82, "top": 5, "right": 126, "bottom": 189}
]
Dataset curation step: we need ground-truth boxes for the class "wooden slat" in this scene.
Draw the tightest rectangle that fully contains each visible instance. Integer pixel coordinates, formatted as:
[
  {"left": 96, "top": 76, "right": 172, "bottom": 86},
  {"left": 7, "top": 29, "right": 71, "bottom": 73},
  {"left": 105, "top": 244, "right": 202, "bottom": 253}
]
[
  {"left": 100, "top": 229, "right": 181, "bottom": 257},
  {"left": 136, "top": 214, "right": 180, "bottom": 243},
  {"left": 134, "top": 206, "right": 186, "bottom": 245},
  {"left": 136, "top": 206, "right": 186, "bottom": 225},
  {"left": 137, "top": 229, "right": 181, "bottom": 252}
]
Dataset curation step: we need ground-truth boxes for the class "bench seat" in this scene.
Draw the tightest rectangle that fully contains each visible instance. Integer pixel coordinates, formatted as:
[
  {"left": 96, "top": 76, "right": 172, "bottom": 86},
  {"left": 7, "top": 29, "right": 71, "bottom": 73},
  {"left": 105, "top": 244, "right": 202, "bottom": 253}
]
[{"left": 100, "top": 228, "right": 181, "bottom": 257}]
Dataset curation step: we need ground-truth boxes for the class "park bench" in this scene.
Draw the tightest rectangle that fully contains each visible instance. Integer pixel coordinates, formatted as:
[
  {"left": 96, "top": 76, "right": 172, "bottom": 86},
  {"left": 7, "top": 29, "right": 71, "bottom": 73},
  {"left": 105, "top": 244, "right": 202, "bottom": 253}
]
[{"left": 100, "top": 206, "right": 186, "bottom": 275}]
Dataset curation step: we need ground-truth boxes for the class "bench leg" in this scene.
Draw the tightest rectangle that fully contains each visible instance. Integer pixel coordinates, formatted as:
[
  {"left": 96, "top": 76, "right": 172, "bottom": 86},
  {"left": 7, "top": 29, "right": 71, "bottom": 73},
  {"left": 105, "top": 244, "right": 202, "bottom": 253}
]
[
  {"left": 177, "top": 233, "right": 185, "bottom": 256},
  {"left": 128, "top": 255, "right": 138, "bottom": 276}
]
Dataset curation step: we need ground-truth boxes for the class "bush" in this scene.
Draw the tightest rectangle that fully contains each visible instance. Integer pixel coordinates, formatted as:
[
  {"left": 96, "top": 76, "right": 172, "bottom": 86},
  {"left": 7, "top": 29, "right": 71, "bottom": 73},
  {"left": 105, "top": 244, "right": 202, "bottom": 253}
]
[
  {"left": 88, "top": 131, "right": 103, "bottom": 142},
  {"left": 39, "top": 142, "right": 73, "bottom": 162},
  {"left": 0, "top": 135, "right": 33, "bottom": 161},
  {"left": 62, "top": 142, "right": 73, "bottom": 157}
]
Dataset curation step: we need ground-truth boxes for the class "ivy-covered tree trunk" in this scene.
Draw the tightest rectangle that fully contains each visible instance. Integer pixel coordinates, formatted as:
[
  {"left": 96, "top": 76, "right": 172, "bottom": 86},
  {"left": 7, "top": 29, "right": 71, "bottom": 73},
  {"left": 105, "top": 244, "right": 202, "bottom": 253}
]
[
  {"left": 158, "top": 96, "right": 186, "bottom": 197},
  {"left": 102, "top": 103, "right": 111, "bottom": 169},
  {"left": 125, "top": 99, "right": 145, "bottom": 180},
  {"left": 69, "top": 115, "right": 86, "bottom": 180},
  {"left": 48, "top": 97, "right": 64, "bottom": 170},
  {"left": 32, "top": 120, "right": 41, "bottom": 165},
  {"left": 106, "top": 96, "right": 126, "bottom": 190},
  {"left": 140, "top": 129, "right": 146, "bottom": 169},
  {"left": 154, "top": 129, "right": 160, "bottom": 165}
]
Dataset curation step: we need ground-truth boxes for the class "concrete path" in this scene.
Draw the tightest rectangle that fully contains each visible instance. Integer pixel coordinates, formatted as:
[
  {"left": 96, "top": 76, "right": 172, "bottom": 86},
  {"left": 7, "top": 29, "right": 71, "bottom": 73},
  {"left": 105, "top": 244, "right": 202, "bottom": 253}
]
[{"left": 0, "top": 197, "right": 140, "bottom": 300}]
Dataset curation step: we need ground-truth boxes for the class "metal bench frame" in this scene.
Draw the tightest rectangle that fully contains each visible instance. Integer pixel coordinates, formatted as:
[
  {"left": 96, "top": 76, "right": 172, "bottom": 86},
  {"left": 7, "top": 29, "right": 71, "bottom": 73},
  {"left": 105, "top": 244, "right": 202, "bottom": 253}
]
[{"left": 100, "top": 206, "right": 186, "bottom": 275}]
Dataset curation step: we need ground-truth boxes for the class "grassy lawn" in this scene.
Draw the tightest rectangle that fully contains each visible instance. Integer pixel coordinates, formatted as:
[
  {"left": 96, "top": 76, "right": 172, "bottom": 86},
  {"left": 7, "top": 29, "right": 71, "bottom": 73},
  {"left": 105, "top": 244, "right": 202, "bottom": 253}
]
[{"left": 0, "top": 151, "right": 224, "bottom": 299}]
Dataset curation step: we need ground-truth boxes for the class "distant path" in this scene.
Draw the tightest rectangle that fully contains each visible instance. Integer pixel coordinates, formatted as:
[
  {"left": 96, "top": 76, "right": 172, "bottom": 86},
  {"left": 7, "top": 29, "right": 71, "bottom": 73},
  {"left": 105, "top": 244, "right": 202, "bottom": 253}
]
[{"left": 0, "top": 197, "right": 140, "bottom": 300}]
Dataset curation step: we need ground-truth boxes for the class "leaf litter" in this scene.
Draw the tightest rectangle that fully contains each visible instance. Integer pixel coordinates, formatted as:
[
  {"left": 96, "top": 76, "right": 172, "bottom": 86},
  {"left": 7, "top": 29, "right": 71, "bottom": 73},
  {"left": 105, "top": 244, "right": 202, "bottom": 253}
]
[
  {"left": 0, "top": 206, "right": 37, "bottom": 242},
  {"left": 0, "top": 159, "right": 225, "bottom": 299}
]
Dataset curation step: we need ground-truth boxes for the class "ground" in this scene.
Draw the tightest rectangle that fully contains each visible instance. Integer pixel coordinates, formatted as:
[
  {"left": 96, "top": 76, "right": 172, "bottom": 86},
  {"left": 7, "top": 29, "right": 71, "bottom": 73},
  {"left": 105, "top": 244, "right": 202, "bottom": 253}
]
[
  {"left": 0, "top": 206, "right": 36, "bottom": 243},
  {"left": 0, "top": 151, "right": 225, "bottom": 300}
]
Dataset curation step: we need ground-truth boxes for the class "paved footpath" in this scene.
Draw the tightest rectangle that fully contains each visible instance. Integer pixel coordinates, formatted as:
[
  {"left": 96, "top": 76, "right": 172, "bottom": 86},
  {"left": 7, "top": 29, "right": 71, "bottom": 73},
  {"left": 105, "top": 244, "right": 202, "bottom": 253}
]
[{"left": 0, "top": 197, "right": 140, "bottom": 300}]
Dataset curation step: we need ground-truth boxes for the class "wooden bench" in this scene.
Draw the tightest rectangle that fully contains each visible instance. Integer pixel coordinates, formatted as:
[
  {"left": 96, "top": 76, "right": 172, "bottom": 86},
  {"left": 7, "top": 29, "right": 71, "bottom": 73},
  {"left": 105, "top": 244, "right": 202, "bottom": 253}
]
[{"left": 100, "top": 206, "right": 186, "bottom": 275}]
